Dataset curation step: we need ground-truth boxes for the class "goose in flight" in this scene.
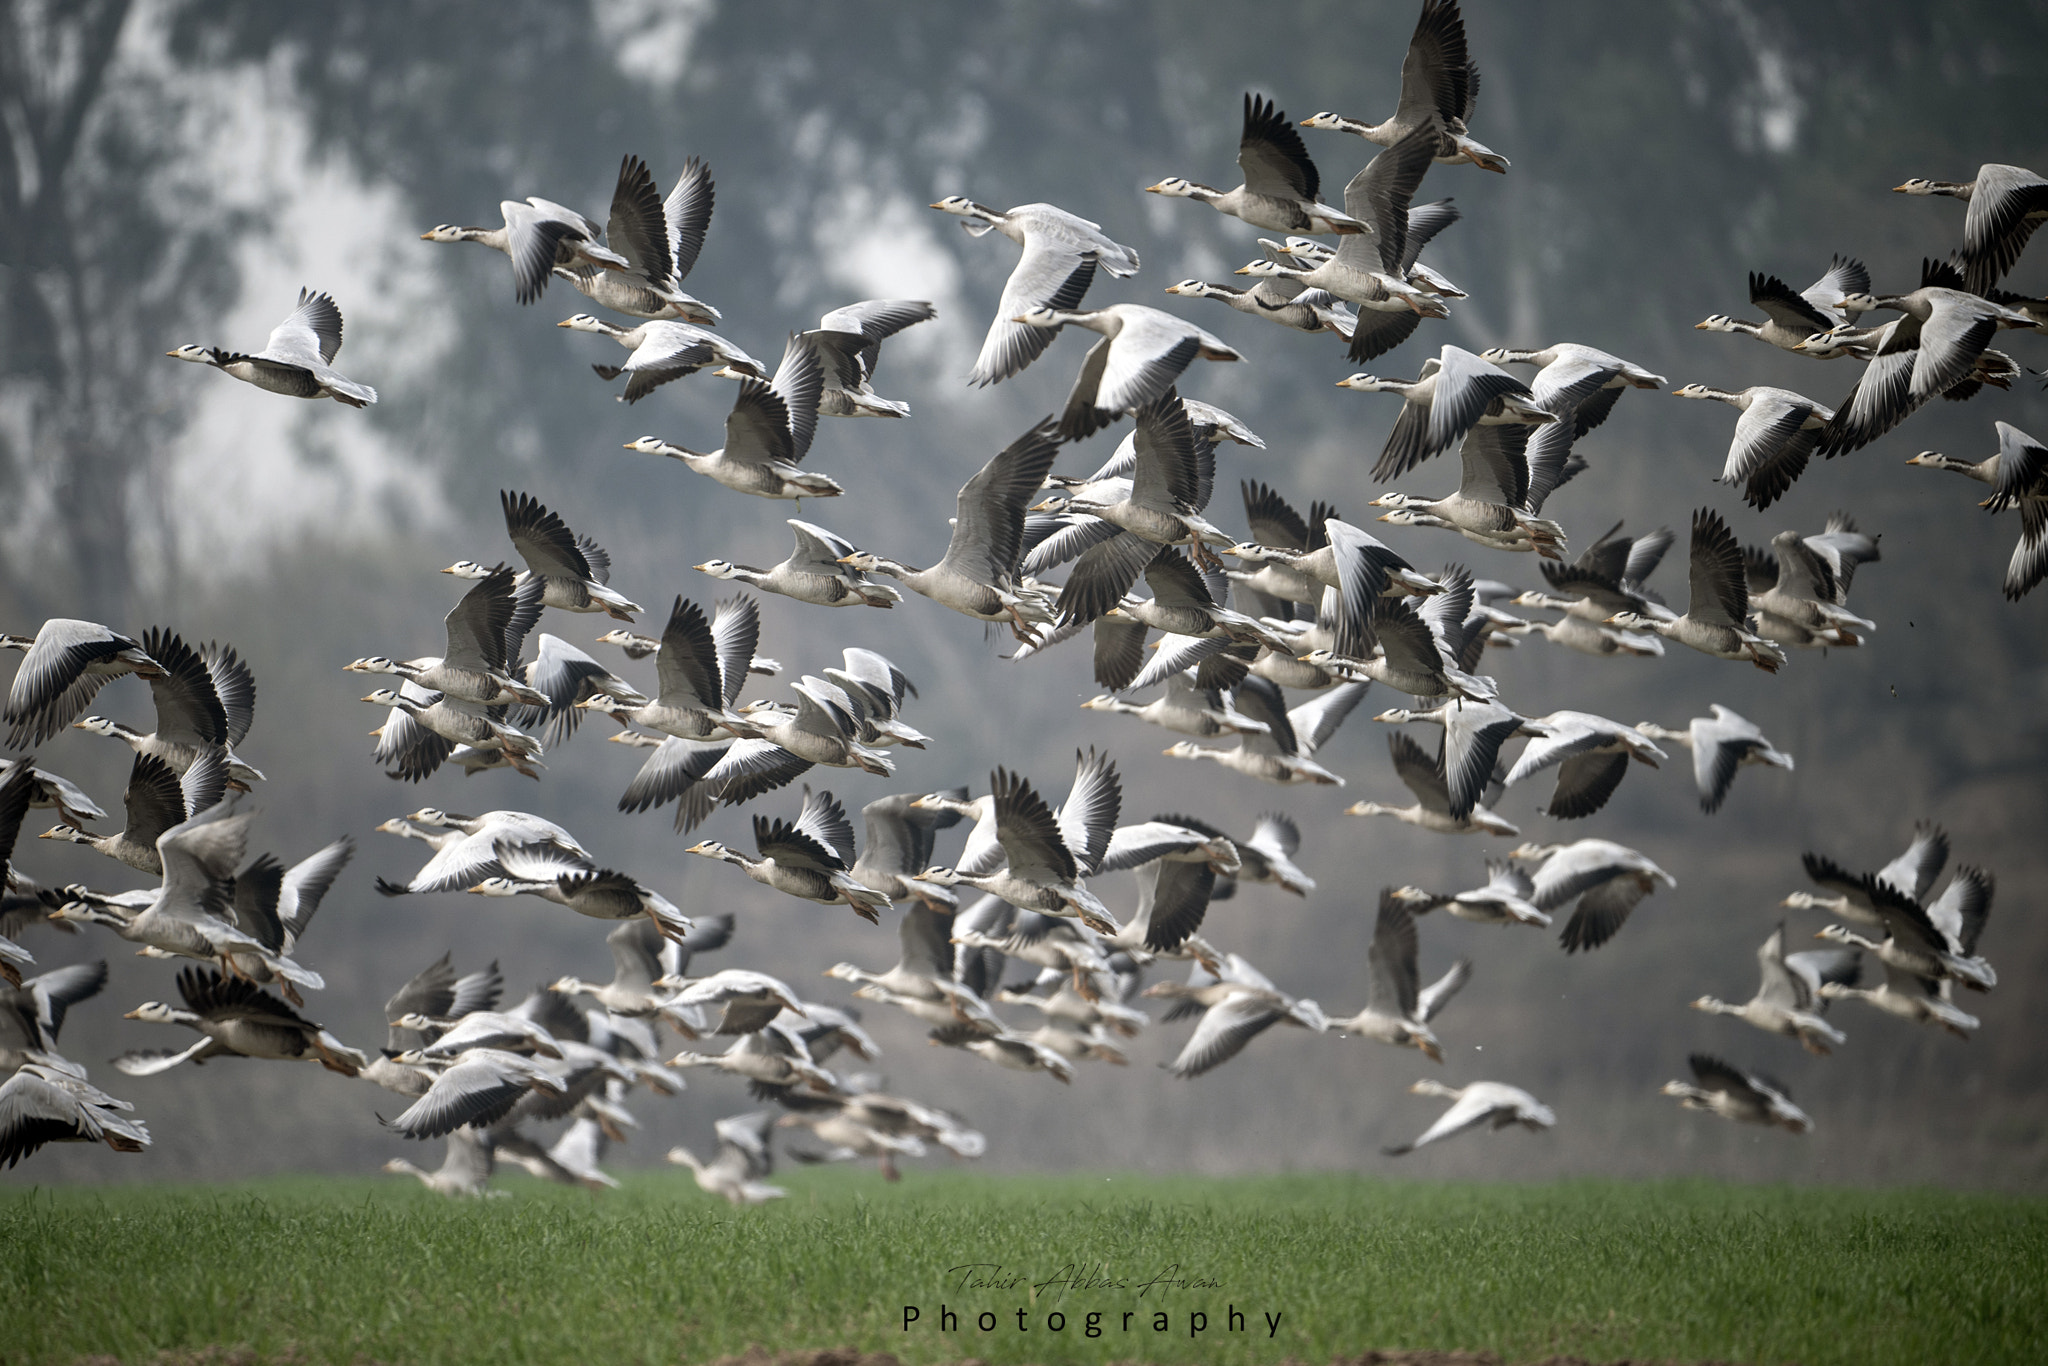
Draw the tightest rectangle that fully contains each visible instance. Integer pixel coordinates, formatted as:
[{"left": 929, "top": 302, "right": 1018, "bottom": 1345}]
[
  {"left": 167, "top": 289, "right": 377, "bottom": 407},
  {"left": 114, "top": 966, "right": 365, "bottom": 1077},
  {"left": 1300, "top": 0, "right": 1509, "bottom": 173},
  {"left": 1345, "top": 730, "right": 1518, "bottom": 836},
  {"left": 383, "top": 1128, "right": 499, "bottom": 1198},
  {"left": 1325, "top": 890, "right": 1470, "bottom": 1060},
  {"left": 1143, "top": 953, "right": 1325, "bottom": 1079},
  {"left": 1744, "top": 518, "right": 1881, "bottom": 648},
  {"left": 912, "top": 750, "right": 1122, "bottom": 935},
  {"left": 1668, "top": 382, "right": 1831, "bottom": 510},
  {"left": 1395, "top": 860, "right": 1548, "bottom": 927},
  {"left": 422, "top": 194, "right": 630, "bottom": 304},
  {"left": 1507, "top": 522, "right": 1673, "bottom": 658},
  {"left": 1894, "top": 164, "right": 2048, "bottom": 293},
  {"left": 1013, "top": 306, "right": 1242, "bottom": 441},
  {"left": 39, "top": 750, "right": 224, "bottom": 876},
  {"left": 1690, "top": 923, "right": 1857, "bottom": 1056},
  {"left": 1814, "top": 863, "right": 1995, "bottom": 995},
  {"left": 1975, "top": 421, "right": 2048, "bottom": 600},
  {"left": 1340, "top": 346, "right": 1555, "bottom": 483},
  {"left": 1164, "top": 676, "right": 1368, "bottom": 787},
  {"left": 1384, "top": 1080, "right": 1554, "bottom": 1156},
  {"left": 1233, "top": 125, "right": 1450, "bottom": 363},
  {"left": 1165, "top": 267, "right": 1358, "bottom": 340},
  {"left": 71, "top": 628, "right": 262, "bottom": 787},
  {"left": 1080, "top": 672, "right": 1268, "bottom": 740},
  {"left": 667, "top": 1111, "right": 787, "bottom": 1204},
  {"left": 797, "top": 299, "right": 937, "bottom": 417},
  {"left": 1374, "top": 692, "right": 1539, "bottom": 822},
  {"left": 1168, "top": 811, "right": 1313, "bottom": 898},
  {"left": 1695, "top": 259, "right": 1870, "bottom": 351},
  {"left": 1785, "top": 824, "right": 1951, "bottom": 932},
  {"left": 931, "top": 196, "right": 1139, "bottom": 387},
  {"left": 373, "top": 807, "right": 590, "bottom": 898},
  {"left": 3, "top": 619, "right": 165, "bottom": 747},
  {"left": 0, "top": 959, "right": 106, "bottom": 1074},
  {"left": 445, "top": 491, "right": 640, "bottom": 621},
  {"left": 347, "top": 564, "right": 546, "bottom": 708},
  {"left": 825, "top": 904, "right": 1005, "bottom": 1034},
  {"left": 561, "top": 315, "right": 766, "bottom": 403},
  {"left": 553, "top": 154, "right": 719, "bottom": 322},
  {"left": 696, "top": 519, "right": 900, "bottom": 609},
  {"left": 381, "top": 1049, "right": 571, "bottom": 1140},
  {"left": 1509, "top": 838, "right": 1676, "bottom": 953},
  {"left": 1608, "top": 509, "right": 1785, "bottom": 671},
  {"left": 1818, "top": 958, "right": 1980, "bottom": 1040},
  {"left": 1502, "top": 709, "right": 1666, "bottom": 820},
  {"left": 0, "top": 1062, "right": 150, "bottom": 1166},
  {"left": 1147, "top": 93, "right": 1365, "bottom": 234},
  {"left": 1370, "top": 425, "right": 1568, "bottom": 560},
  {"left": 837, "top": 418, "right": 1062, "bottom": 639},
  {"left": 1661, "top": 1054, "right": 1811, "bottom": 1134},
  {"left": 688, "top": 786, "right": 892, "bottom": 922},
  {"left": 1635, "top": 705, "right": 1793, "bottom": 813},
  {"left": 622, "top": 335, "right": 830, "bottom": 498},
  {"left": 468, "top": 841, "right": 693, "bottom": 942}
]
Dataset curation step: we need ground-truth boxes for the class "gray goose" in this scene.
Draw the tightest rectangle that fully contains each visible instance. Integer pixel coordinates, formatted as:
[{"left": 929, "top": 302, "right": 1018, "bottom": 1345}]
[
  {"left": 1324, "top": 890, "right": 1470, "bottom": 1060},
  {"left": 553, "top": 154, "right": 719, "bottom": 323},
  {"left": 445, "top": 490, "right": 640, "bottom": 621},
  {"left": 1662, "top": 1054, "right": 1811, "bottom": 1134},
  {"left": 621, "top": 335, "right": 832, "bottom": 498},
  {"left": 115, "top": 966, "right": 365, "bottom": 1076},
  {"left": 1690, "top": 923, "right": 1857, "bottom": 1056},
  {"left": 1894, "top": 164, "right": 2048, "bottom": 293},
  {"left": 39, "top": 750, "right": 225, "bottom": 876},
  {"left": 1146, "top": 93, "right": 1365, "bottom": 235},
  {"left": 346, "top": 563, "right": 546, "bottom": 707},
  {"left": 912, "top": 751, "right": 1123, "bottom": 934},
  {"left": 1607, "top": 509, "right": 1785, "bottom": 671},
  {"left": 687, "top": 786, "right": 892, "bottom": 922},
  {"left": 1694, "top": 259, "right": 1870, "bottom": 351},
  {"left": 1635, "top": 705, "right": 1793, "bottom": 813},
  {"left": 1299, "top": 0, "right": 1509, "bottom": 172},
  {"left": 1014, "top": 308, "right": 1242, "bottom": 442},
  {"left": 72, "top": 628, "right": 262, "bottom": 787},
  {"left": 421, "top": 194, "right": 630, "bottom": 303},
  {"left": 697, "top": 518, "right": 901, "bottom": 609}
]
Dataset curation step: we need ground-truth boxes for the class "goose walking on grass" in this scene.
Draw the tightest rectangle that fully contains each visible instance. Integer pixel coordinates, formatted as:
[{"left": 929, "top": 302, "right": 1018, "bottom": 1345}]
[
  {"left": 554, "top": 154, "right": 719, "bottom": 323},
  {"left": 1691, "top": 923, "right": 1857, "bottom": 1056},
  {"left": 688, "top": 787, "right": 892, "bottom": 922},
  {"left": 1299, "top": 0, "right": 1509, "bottom": 173},
  {"left": 3, "top": 620, "right": 166, "bottom": 748},
  {"left": 838, "top": 419, "right": 1062, "bottom": 640},
  {"left": 621, "top": 335, "right": 831, "bottom": 499},
  {"left": 1607, "top": 510, "right": 1786, "bottom": 672},
  {"left": 1384, "top": 1080, "right": 1554, "bottom": 1156},
  {"left": 1325, "top": 890, "right": 1470, "bottom": 1061},
  {"left": 167, "top": 289, "right": 377, "bottom": 407},
  {"left": 1345, "top": 731, "right": 1518, "bottom": 836},
  {"left": 931, "top": 196, "right": 1139, "bottom": 387},
  {"left": 1894, "top": 164, "right": 2048, "bottom": 294},
  {"left": 1695, "top": 260, "right": 1870, "bottom": 352},
  {"left": 1662, "top": 1054, "right": 1811, "bottom": 1134},
  {"left": 422, "top": 193, "right": 630, "bottom": 304},
  {"left": 1635, "top": 706, "right": 1793, "bottom": 813},
  {"left": 1510, "top": 838, "right": 1676, "bottom": 953},
  {"left": 446, "top": 492, "right": 640, "bottom": 622},
  {"left": 1670, "top": 384, "right": 1834, "bottom": 510},
  {"left": 1013, "top": 306, "right": 1243, "bottom": 442},
  {"left": 1146, "top": 93, "right": 1365, "bottom": 235}
]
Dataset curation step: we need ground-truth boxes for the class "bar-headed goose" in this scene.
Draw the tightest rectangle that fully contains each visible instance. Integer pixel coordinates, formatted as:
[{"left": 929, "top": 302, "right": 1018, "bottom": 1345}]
[
  {"left": 913, "top": 751, "right": 1121, "bottom": 934},
  {"left": 1013, "top": 306, "right": 1242, "bottom": 442},
  {"left": 1695, "top": 259, "right": 1870, "bottom": 351},
  {"left": 1670, "top": 383, "right": 1833, "bottom": 510},
  {"left": 1164, "top": 676, "right": 1367, "bottom": 787},
  {"left": 72, "top": 628, "right": 262, "bottom": 787},
  {"left": 384, "top": 1128, "right": 499, "bottom": 1198},
  {"left": 621, "top": 335, "right": 831, "bottom": 499},
  {"left": 802, "top": 299, "right": 936, "bottom": 417},
  {"left": 1384, "top": 1080, "right": 1555, "bottom": 1156},
  {"left": 1894, "top": 164, "right": 2048, "bottom": 293},
  {"left": 578, "top": 595, "right": 757, "bottom": 745},
  {"left": 562, "top": 314, "right": 766, "bottom": 403},
  {"left": 3, "top": 619, "right": 164, "bottom": 748},
  {"left": 1345, "top": 730, "right": 1516, "bottom": 836},
  {"left": 167, "top": 289, "right": 377, "bottom": 407},
  {"left": 1326, "top": 890, "right": 1469, "bottom": 1060},
  {"left": 554, "top": 154, "right": 719, "bottom": 323},
  {"left": 667, "top": 1111, "right": 787, "bottom": 1204},
  {"left": 1661, "top": 1054, "right": 1811, "bottom": 1133},
  {"left": 697, "top": 519, "right": 901, "bottom": 609},
  {"left": 445, "top": 491, "right": 640, "bottom": 622},
  {"left": 837, "top": 418, "right": 1061, "bottom": 639},
  {"left": 40, "top": 750, "right": 224, "bottom": 876},
  {"left": 1370, "top": 426, "right": 1567, "bottom": 559},
  {"left": 1300, "top": 0, "right": 1509, "bottom": 173},
  {"left": 1165, "top": 263, "right": 1358, "bottom": 340},
  {"left": 1977, "top": 421, "right": 2048, "bottom": 600},
  {"left": 688, "top": 786, "right": 891, "bottom": 922},
  {"left": 1147, "top": 93, "right": 1364, "bottom": 235},
  {"left": 0, "top": 1062, "right": 150, "bottom": 1166},
  {"left": 931, "top": 196, "right": 1139, "bottom": 387},
  {"left": 1340, "top": 346, "right": 1554, "bottom": 482},
  {"left": 468, "top": 841, "right": 692, "bottom": 941},
  {"left": 1143, "top": 953, "right": 1325, "bottom": 1079},
  {"left": 1690, "top": 923, "right": 1857, "bottom": 1056},
  {"left": 1397, "top": 860, "right": 1548, "bottom": 927},
  {"left": 1607, "top": 510, "right": 1785, "bottom": 671},
  {"left": 347, "top": 564, "right": 546, "bottom": 707},
  {"left": 115, "top": 966, "right": 365, "bottom": 1076},
  {"left": 382, "top": 1049, "right": 570, "bottom": 1140},
  {"left": 1814, "top": 863, "right": 1995, "bottom": 995},
  {"left": 1509, "top": 838, "right": 1676, "bottom": 953},
  {"left": 1744, "top": 520, "right": 1880, "bottom": 648},
  {"left": 422, "top": 194, "right": 629, "bottom": 304},
  {"left": 1635, "top": 705, "right": 1793, "bottom": 813},
  {"left": 373, "top": 807, "right": 590, "bottom": 897}
]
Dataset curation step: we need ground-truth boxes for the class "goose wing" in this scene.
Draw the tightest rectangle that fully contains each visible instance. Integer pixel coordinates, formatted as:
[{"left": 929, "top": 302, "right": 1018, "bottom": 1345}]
[
  {"left": 442, "top": 567, "right": 520, "bottom": 674},
  {"left": 989, "top": 768, "right": 1077, "bottom": 884},
  {"left": 1056, "top": 530, "right": 1157, "bottom": 628},
  {"left": 1456, "top": 423, "right": 1528, "bottom": 507},
  {"left": 1926, "top": 867, "right": 1993, "bottom": 956},
  {"left": 787, "top": 519, "right": 860, "bottom": 573},
  {"left": 4, "top": 620, "right": 153, "bottom": 745},
  {"left": 1749, "top": 270, "right": 1837, "bottom": 336},
  {"left": 605, "top": 154, "right": 674, "bottom": 286},
  {"left": 971, "top": 240, "right": 1099, "bottom": 387},
  {"left": 501, "top": 491, "right": 595, "bottom": 584},
  {"left": 653, "top": 597, "right": 724, "bottom": 713},
  {"left": 1164, "top": 991, "right": 1284, "bottom": 1078},
  {"left": 1398, "top": 0, "right": 1472, "bottom": 132},
  {"left": 1803, "top": 256, "right": 1869, "bottom": 318},
  {"left": 137, "top": 630, "right": 229, "bottom": 749},
  {"left": 1385, "top": 1087, "right": 1496, "bottom": 1156},
  {"left": 1558, "top": 873, "right": 1652, "bottom": 954},
  {"left": 1289, "top": 680, "right": 1370, "bottom": 757},
  {"left": 1054, "top": 748, "right": 1121, "bottom": 876},
  {"left": 663, "top": 157, "right": 715, "bottom": 282},
  {"left": 385, "top": 1053, "right": 537, "bottom": 1138},
  {"left": 708, "top": 596, "right": 761, "bottom": 710},
  {"left": 1367, "top": 889, "right": 1422, "bottom": 1019},
  {"left": 1232, "top": 676, "right": 1298, "bottom": 757},
  {"left": 1239, "top": 92, "right": 1319, "bottom": 201},
  {"left": 1088, "top": 313, "right": 1212, "bottom": 423},
  {"left": 1373, "top": 347, "right": 1529, "bottom": 482},
  {"left": 1338, "top": 122, "right": 1439, "bottom": 276},
  {"left": 1126, "top": 392, "right": 1204, "bottom": 514},
  {"left": 1684, "top": 508, "right": 1748, "bottom": 628},
  {"left": 1387, "top": 730, "right": 1450, "bottom": 813},
  {"left": 1753, "top": 922, "right": 1803, "bottom": 1009},
  {"left": 721, "top": 380, "right": 801, "bottom": 470},
  {"left": 939, "top": 418, "right": 1063, "bottom": 584},
  {"left": 1962, "top": 164, "right": 2048, "bottom": 293},
  {"left": 259, "top": 289, "right": 345, "bottom": 367}
]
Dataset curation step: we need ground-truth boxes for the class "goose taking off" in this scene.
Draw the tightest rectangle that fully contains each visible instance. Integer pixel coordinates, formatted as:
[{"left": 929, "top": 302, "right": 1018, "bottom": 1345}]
[
  {"left": 623, "top": 335, "right": 830, "bottom": 499},
  {"left": 1013, "top": 306, "right": 1242, "bottom": 441},
  {"left": 1607, "top": 509, "right": 1786, "bottom": 671},
  {"left": 1662, "top": 1054, "right": 1811, "bottom": 1134},
  {"left": 1325, "top": 890, "right": 1470, "bottom": 1060},
  {"left": 1384, "top": 1080, "right": 1554, "bottom": 1156},
  {"left": 1695, "top": 260, "right": 1870, "bottom": 351},
  {"left": 115, "top": 967, "right": 365, "bottom": 1076},
  {"left": 167, "top": 289, "right": 377, "bottom": 407},
  {"left": 553, "top": 154, "right": 719, "bottom": 323},
  {"left": 1894, "top": 164, "right": 2048, "bottom": 294},
  {"left": 932, "top": 196, "right": 1139, "bottom": 387},
  {"left": 382, "top": 1128, "right": 498, "bottom": 1198},
  {"left": 803, "top": 299, "right": 937, "bottom": 417},
  {"left": 1636, "top": 705, "right": 1793, "bottom": 813},
  {"left": 422, "top": 194, "right": 630, "bottom": 304},
  {"left": 468, "top": 841, "right": 693, "bottom": 942},
  {"left": 667, "top": 1112, "right": 786, "bottom": 1205},
  {"left": 1147, "top": 93, "right": 1365, "bottom": 235},
  {"left": 0, "top": 1063, "right": 150, "bottom": 1167},
  {"left": 1143, "top": 954, "right": 1326, "bottom": 1079},
  {"left": 1300, "top": 0, "right": 1509, "bottom": 173},
  {"left": 1510, "top": 838, "right": 1676, "bottom": 953},
  {"left": 1345, "top": 730, "right": 1518, "bottom": 836},
  {"left": 1691, "top": 923, "right": 1857, "bottom": 1056},
  {"left": 688, "top": 787, "right": 892, "bottom": 922}
]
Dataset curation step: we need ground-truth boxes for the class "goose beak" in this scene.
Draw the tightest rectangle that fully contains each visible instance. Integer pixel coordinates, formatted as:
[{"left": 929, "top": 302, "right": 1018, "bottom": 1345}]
[{"left": 555, "top": 319, "right": 575, "bottom": 327}]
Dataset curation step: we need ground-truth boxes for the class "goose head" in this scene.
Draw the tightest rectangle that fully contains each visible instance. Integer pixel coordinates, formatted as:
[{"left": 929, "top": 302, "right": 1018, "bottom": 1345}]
[
  {"left": 624, "top": 436, "right": 697, "bottom": 459},
  {"left": 835, "top": 550, "right": 883, "bottom": 573},
  {"left": 123, "top": 1001, "right": 185, "bottom": 1025},
  {"left": 405, "top": 808, "right": 460, "bottom": 827},
  {"left": 465, "top": 878, "right": 525, "bottom": 898},
  {"left": 1144, "top": 178, "right": 1204, "bottom": 198},
  {"left": 165, "top": 344, "right": 223, "bottom": 365},
  {"left": 37, "top": 825, "right": 93, "bottom": 845},
  {"left": 1694, "top": 314, "right": 1742, "bottom": 332},
  {"left": 1298, "top": 112, "right": 1351, "bottom": 131},
  {"left": 1892, "top": 178, "right": 1963, "bottom": 197},
  {"left": 693, "top": 560, "right": 742, "bottom": 580},
  {"left": 345, "top": 656, "right": 402, "bottom": 675},
  {"left": 684, "top": 841, "right": 735, "bottom": 862},
  {"left": 909, "top": 865, "right": 964, "bottom": 887},
  {"left": 1010, "top": 307, "right": 1068, "bottom": 329},
  {"left": 1811, "top": 924, "right": 1862, "bottom": 948},
  {"left": 441, "top": 560, "right": 492, "bottom": 579},
  {"left": 1688, "top": 995, "right": 1733, "bottom": 1015},
  {"left": 1833, "top": 292, "right": 1882, "bottom": 315},
  {"left": 555, "top": 314, "right": 614, "bottom": 334},
  {"left": 1164, "top": 280, "right": 1225, "bottom": 298},
  {"left": 419, "top": 225, "right": 473, "bottom": 243},
  {"left": 1669, "top": 383, "right": 1721, "bottom": 400},
  {"left": 1409, "top": 1078, "right": 1463, "bottom": 1100},
  {"left": 68, "top": 715, "right": 122, "bottom": 738},
  {"left": 1234, "top": 259, "right": 1299, "bottom": 278},
  {"left": 1375, "top": 508, "right": 1433, "bottom": 529},
  {"left": 1334, "top": 373, "right": 1392, "bottom": 391},
  {"left": 360, "top": 689, "right": 407, "bottom": 707}
]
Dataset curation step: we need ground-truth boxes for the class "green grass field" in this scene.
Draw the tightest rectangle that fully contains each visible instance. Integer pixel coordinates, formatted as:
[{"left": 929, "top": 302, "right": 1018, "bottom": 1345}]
[{"left": 2, "top": 1169, "right": 2042, "bottom": 1366}]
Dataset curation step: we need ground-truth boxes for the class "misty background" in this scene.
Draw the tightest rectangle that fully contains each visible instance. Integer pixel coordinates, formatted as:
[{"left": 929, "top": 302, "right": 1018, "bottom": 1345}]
[{"left": 3, "top": 0, "right": 2044, "bottom": 1187}]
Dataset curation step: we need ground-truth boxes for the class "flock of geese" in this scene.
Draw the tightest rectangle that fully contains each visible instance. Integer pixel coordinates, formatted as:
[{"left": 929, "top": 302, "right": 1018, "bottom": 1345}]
[{"left": 3, "top": 1, "right": 2037, "bottom": 1188}]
